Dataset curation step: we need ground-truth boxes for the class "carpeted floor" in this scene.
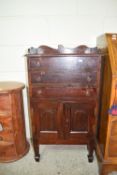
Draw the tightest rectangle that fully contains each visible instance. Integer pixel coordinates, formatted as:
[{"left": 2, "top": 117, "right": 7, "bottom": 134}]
[{"left": 0, "top": 143, "right": 116, "bottom": 175}]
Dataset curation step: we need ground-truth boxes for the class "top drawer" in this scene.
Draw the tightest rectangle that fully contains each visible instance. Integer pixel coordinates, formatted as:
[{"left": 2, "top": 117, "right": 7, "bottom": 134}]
[{"left": 28, "top": 56, "right": 100, "bottom": 72}]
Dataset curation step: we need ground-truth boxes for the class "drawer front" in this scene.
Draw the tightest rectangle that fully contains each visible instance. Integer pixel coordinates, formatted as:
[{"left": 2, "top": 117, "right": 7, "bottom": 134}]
[
  {"left": 31, "top": 87, "right": 97, "bottom": 98},
  {"left": 0, "top": 94, "right": 11, "bottom": 114},
  {"left": 30, "top": 71, "right": 97, "bottom": 86},
  {"left": 28, "top": 56, "right": 100, "bottom": 71},
  {"left": 33, "top": 100, "right": 59, "bottom": 132}
]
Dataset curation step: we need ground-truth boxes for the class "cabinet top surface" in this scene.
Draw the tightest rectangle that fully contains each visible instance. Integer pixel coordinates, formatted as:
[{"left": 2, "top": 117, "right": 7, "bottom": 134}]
[{"left": 0, "top": 81, "right": 25, "bottom": 92}]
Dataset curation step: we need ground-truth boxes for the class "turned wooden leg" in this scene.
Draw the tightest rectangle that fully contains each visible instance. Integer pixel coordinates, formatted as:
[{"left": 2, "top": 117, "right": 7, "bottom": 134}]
[
  {"left": 35, "top": 155, "right": 40, "bottom": 162},
  {"left": 87, "top": 151, "right": 94, "bottom": 162},
  {"left": 87, "top": 138, "right": 95, "bottom": 163},
  {"left": 32, "top": 106, "right": 40, "bottom": 162},
  {"left": 32, "top": 138, "right": 40, "bottom": 162},
  {"left": 34, "top": 145, "right": 40, "bottom": 162}
]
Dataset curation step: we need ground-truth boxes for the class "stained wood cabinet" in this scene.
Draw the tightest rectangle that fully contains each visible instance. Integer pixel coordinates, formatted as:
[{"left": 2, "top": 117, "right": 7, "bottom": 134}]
[{"left": 26, "top": 45, "right": 104, "bottom": 162}]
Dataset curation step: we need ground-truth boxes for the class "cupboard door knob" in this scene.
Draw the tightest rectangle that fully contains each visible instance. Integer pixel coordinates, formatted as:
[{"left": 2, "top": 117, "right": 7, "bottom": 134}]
[{"left": 66, "top": 119, "right": 69, "bottom": 123}]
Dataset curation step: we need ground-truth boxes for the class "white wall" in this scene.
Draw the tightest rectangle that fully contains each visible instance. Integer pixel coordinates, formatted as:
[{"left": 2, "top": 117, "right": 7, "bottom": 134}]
[{"left": 0, "top": 0, "right": 117, "bottom": 138}]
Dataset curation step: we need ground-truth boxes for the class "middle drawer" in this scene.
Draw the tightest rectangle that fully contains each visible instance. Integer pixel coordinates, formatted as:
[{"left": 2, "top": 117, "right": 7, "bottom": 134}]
[{"left": 30, "top": 70, "right": 97, "bottom": 86}]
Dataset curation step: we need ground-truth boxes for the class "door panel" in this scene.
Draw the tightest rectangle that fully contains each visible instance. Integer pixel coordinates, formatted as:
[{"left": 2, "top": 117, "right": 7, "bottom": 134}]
[
  {"left": 37, "top": 101, "right": 58, "bottom": 131},
  {"left": 63, "top": 102, "right": 95, "bottom": 139},
  {"left": 71, "top": 109, "right": 88, "bottom": 131},
  {"left": 32, "top": 100, "right": 64, "bottom": 140},
  {"left": 70, "top": 103, "right": 89, "bottom": 132}
]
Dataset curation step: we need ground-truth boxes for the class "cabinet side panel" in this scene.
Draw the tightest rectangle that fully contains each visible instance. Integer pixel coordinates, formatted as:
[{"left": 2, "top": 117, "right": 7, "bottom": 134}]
[
  {"left": 108, "top": 119, "right": 117, "bottom": 157},
  {"left": 97, "top": 54, "right": 112, "bottom": 156}
]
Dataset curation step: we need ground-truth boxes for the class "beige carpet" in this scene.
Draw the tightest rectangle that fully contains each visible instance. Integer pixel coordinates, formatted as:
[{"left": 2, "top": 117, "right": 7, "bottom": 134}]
[{"left": 0, "top": 144, "right": 116, "bottom": 175}]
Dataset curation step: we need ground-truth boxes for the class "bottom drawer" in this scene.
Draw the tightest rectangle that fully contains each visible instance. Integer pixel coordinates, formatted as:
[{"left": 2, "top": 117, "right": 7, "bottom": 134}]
[{"left": 32, "top": 87, "right": 97, "bottom": 98}]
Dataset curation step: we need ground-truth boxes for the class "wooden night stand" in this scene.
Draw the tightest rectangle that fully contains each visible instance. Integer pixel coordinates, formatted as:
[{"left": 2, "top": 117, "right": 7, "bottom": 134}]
[{"left": 0, "top": 81, "right": 29, "bottom": 162}]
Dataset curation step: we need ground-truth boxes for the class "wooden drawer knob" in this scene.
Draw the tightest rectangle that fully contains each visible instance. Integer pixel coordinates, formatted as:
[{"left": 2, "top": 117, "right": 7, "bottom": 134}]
[
  {"left": 86, "top": 89, "right": 90, "bottom": 96},
  {"left": 87, "top": 76, "right": 92, "bottom": 82},
  {"left": 37, "top": 61, "right": 40, "bottom": 66},
  {"left": 36, "top": 76, "right": 41, "bottom": 81},
  {"left": 37, "top": 90, "right": 42, "bottom": 95}
]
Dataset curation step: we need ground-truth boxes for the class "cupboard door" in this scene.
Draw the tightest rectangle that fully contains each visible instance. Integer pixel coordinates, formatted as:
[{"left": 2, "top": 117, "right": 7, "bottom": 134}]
[
  {"left": 37, "top": 101, "right": 58, "bottom": 131},
  {"left": 63, "top": 102, "right": 95, "bottom": 139},
  {"left": 32, "top": 100, "right": 95, "bottom": 142},
  {"left": 32, "top": 100, "right": 64, "bottom": 139}
]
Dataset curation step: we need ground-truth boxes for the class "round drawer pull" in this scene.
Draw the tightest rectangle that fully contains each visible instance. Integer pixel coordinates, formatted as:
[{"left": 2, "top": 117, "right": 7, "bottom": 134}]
[
  {"left": 37, "top": 90, "right": 42, "bottom": 95},
  {"left": 36, "top": 76, "right": 41, "bottom": 81},
  {"left": 86, "top": 89, "right": 90, "bottom": 96},
  {"left": 87, "top": 76, "right": 92, "bottom": 82},
  {"left": 37, "top": 61, "right": 40, "bottom": 66}
]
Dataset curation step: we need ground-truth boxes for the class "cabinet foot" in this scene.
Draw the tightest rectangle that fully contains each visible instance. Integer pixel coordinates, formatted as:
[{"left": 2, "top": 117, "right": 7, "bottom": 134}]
[
  {"left": 33, "top": 143, "right": 40, "bottom": 162},
  {"left": 87, "top": 140, "right": 95, "bottom": 163},
  {"left": 88, "top": 154, "right": 94, "bottom": 163},
  {"left": 35, "top": 154, "right": 40, "bottom": 162}
]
